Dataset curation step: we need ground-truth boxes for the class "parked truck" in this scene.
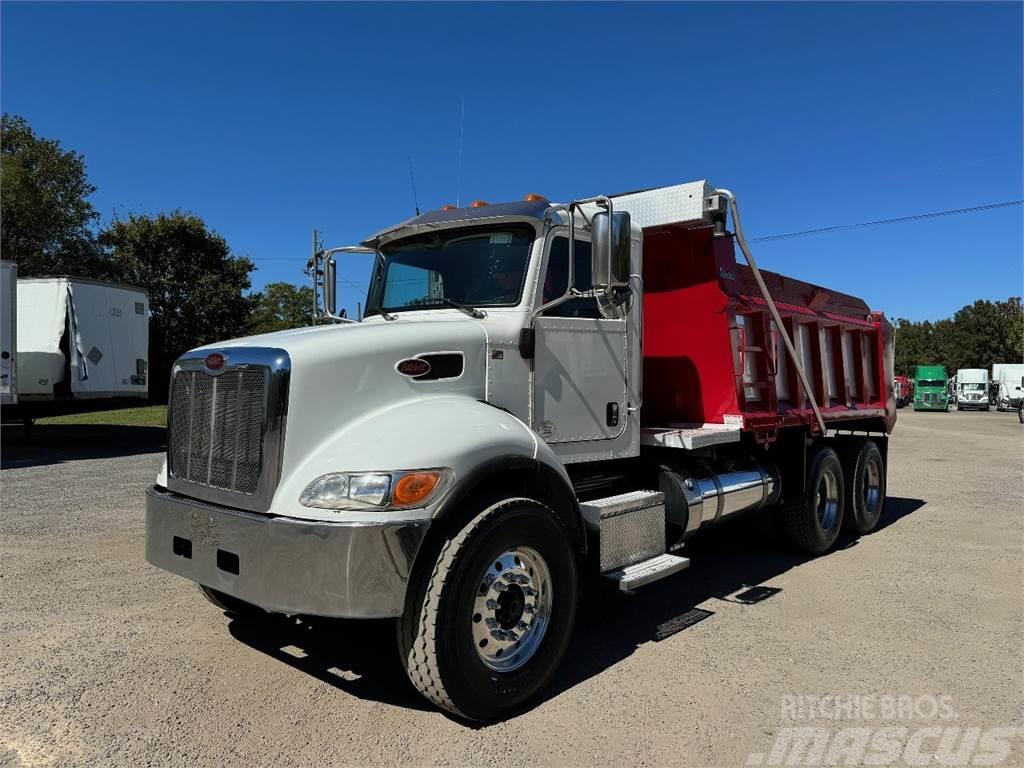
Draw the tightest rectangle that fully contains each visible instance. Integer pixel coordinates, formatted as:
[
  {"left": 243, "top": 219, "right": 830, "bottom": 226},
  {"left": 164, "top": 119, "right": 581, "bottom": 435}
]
[
  {"left": 912, "top": 365, "right": 948, "bottom": 411},
  {"left": 5, "top": 276, "right": 149, "bottom": 426},
  {"left": 144, "top": 181, "right": 895, "bottom": 720},
  {"left": 992, "top": 363, "right": 1024, "bottom": 411},
  {"left": 955, "top": 368, "right": 990, "bottom": 410},
  {"left": 894, "top": 374, "right": 912, "bottom": 408}
]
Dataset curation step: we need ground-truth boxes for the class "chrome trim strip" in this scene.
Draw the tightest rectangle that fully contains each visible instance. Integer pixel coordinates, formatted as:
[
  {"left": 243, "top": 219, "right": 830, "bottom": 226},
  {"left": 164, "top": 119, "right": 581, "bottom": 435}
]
[{"left": 166, "top": 346, "right": 290, "bottom": 513}]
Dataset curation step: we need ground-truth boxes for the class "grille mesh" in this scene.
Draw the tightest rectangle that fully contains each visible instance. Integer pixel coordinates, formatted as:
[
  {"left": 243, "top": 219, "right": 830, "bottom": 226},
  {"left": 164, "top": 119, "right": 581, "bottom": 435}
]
[{"left": 169, "top": 367, "right": 267, "bottom": 495}]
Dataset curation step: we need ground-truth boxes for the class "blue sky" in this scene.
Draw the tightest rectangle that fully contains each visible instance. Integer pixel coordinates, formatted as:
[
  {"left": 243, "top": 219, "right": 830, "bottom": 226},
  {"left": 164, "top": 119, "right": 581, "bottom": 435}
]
[{"left": 2, "top": 1, "right": 1021, "bottom": 321}]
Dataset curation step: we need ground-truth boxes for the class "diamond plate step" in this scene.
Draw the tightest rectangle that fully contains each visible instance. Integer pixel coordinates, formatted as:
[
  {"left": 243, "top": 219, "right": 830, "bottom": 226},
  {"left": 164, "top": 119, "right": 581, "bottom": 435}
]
[
  {"left": 581, "top": 491, "right": 665, "bottom": 573},
  {"left": 603, "top": 553, "right": 691, "bottom": 592}
]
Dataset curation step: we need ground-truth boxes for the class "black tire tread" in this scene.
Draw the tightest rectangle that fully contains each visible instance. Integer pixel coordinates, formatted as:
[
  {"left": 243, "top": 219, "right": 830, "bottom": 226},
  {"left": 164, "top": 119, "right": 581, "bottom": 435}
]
[
  {"left": 841, "top": 439, "right": 885, "bottom": 535},
  {"left": 197, "top": 585, "right": 265, "bottom": 618},
  {"left": 397, "top": 497, "right": 544, "bottom": 718},
  {"left": 781, "top": 444, "right": 843, "bottom": 555}
]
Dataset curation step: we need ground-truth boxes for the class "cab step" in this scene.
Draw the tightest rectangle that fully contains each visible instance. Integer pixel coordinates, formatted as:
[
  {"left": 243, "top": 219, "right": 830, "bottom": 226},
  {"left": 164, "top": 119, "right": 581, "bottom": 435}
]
[{"left": 603, "top": 553, "right": 691, "bottom": 592}]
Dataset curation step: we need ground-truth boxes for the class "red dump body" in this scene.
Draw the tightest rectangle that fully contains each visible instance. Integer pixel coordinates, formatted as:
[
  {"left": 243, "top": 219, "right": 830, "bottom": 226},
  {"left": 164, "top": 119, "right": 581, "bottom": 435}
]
[{"left": 641, "top": 225, "right": 895, "bottom": 437}]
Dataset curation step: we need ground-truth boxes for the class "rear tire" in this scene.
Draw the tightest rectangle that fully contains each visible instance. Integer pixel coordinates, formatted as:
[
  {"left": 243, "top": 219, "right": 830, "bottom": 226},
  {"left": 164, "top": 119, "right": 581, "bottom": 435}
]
[
  {"left": 841, "top": 440, "right": 886, "bottom": 535},
  {"left": 782, "top": 444, "right": 845, "bottom": 556},
  {"left": 398, "top": 498, "right": 578, "bottom": 721}
]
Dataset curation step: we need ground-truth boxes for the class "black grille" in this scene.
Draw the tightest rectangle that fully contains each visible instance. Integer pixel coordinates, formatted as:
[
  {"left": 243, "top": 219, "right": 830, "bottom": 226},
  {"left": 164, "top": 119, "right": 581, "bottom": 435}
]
[{"left": 168, "top": 367, "right": 267, "bottom": 495}]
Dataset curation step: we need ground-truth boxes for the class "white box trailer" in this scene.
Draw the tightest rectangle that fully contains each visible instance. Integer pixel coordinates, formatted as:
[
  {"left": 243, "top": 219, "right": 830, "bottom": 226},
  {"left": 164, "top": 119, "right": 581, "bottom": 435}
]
[
  {"left": 992, "top": 363, "right": 1024, "bottom": 410},
  {"left": 1, "top": 261, "right": 16, "bottom": 406},
  {"left": 16, "top": 277, "right": 149, "bottom": 405}
]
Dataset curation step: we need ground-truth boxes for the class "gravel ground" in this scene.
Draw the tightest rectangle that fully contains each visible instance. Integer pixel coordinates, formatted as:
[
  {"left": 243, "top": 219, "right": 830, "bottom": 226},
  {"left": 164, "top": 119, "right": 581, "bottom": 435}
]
[{"left": 2, "top": 410, "right": 1021, "bottom": 767}]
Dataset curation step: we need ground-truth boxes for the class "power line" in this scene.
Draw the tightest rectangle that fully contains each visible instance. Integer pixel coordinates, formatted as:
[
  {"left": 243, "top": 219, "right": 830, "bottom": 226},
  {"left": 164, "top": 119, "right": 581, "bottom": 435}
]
[
  {"left": 748, "top": 200, "right": 1022, "bottom": 243},
  {"left": 247, "top": 199, "right": 1023, "bottom": 263}
]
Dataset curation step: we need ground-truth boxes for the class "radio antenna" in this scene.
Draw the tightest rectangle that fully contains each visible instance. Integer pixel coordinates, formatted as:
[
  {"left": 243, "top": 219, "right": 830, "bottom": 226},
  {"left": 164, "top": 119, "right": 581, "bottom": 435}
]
[
  {"left": 456, "top": 96, "right": 465, "bottom": 208},
  {"left": 407, "top": 155, "right": 420, "bottom": 215}
]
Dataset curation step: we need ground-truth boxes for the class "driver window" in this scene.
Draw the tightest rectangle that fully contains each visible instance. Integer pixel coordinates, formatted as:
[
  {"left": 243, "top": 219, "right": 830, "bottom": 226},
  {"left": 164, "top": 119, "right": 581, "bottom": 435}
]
[{"left": 541, "top": 237, "right": 600, "bottom": 319}]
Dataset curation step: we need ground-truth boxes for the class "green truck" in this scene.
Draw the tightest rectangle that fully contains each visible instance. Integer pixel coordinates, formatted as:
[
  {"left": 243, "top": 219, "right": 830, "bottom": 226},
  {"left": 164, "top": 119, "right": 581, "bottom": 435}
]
[{"left": 912, "top": 364, "right": 949, "bottom": 411}]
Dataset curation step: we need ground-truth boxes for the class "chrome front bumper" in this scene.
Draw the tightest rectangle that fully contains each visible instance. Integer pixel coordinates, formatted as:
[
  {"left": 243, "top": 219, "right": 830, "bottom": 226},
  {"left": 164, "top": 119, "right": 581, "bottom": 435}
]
[{"left": 145, "top": 486, "right": 429, "bottom": 618}]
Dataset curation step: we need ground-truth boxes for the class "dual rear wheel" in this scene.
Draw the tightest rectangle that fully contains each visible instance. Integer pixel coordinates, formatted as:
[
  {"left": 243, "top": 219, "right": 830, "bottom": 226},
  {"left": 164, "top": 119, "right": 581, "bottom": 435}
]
[{"left": 781, "top": 438, "right": 886, "bottom": 556}]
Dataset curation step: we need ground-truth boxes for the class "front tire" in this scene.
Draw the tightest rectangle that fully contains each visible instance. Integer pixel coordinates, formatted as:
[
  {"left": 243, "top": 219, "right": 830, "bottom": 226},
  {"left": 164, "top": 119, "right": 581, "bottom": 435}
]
[
  {"left": 197, "top": 585, "right": 270, "bottom": 620},
  {"left": 398, "top": 498, "right": 578, "bottom": 720},
  {"left": 782, "top": 444, "right": 845, "bottom": 555}
]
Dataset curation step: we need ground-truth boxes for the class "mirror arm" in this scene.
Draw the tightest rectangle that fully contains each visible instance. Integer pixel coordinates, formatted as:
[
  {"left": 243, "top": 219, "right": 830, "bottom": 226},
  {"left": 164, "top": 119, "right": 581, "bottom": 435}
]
[
  {"left": 315, "top": 245, "right": 376, "bottom": 324},
  {"left": 532, "top": 195, "right": 615, "bottom": 320}
]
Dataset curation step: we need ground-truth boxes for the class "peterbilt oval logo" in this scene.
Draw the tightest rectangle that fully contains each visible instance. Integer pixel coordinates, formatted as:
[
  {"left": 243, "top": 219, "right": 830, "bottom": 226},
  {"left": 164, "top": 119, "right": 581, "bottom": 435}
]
[
  {"left": 204, "top": 352, "right": 225, "bottom": 371},
  {"left": 396, "top": 358, "right": 431, "bottom": 378}
]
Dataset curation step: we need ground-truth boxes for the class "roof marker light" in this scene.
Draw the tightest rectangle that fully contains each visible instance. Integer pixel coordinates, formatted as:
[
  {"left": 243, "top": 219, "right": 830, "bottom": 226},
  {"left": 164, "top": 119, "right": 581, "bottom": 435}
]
[
  {"left": 441, "top": 204, "right": 457, "bottom": 211},
  {"left": 523, "top": 193, "right": 548, "bottom": 202},
  {"left": 470, "top": 200, "right": 489, "bottom": 208}
]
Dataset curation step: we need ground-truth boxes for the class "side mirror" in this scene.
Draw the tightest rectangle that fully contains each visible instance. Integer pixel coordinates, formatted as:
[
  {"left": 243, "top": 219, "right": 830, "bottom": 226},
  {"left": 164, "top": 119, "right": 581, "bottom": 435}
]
[
  {"left": 591, "top": 210, "right": 631, "bottom": 291},
  {"left": 324, "top": 256, "right": 338, "bottom": 316}
]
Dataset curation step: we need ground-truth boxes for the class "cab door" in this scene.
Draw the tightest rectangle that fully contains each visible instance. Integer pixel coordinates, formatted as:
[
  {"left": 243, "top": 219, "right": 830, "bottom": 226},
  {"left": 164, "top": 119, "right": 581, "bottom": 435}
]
[{"left": 532, "top": 235, "right": 627, "bottom": 443}]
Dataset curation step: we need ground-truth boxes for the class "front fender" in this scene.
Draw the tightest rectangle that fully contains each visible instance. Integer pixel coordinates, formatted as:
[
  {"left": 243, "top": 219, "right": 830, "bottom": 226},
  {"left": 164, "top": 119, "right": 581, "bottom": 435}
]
[{"left": 273, "top": 395, "right": 573, "bottom": 523}]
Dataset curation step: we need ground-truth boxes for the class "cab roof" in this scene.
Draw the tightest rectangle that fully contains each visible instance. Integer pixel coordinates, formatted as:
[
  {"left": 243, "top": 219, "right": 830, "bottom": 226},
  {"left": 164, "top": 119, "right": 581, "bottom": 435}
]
[{"left": 363, "top": 199, "right": 553, "bottom": 248}]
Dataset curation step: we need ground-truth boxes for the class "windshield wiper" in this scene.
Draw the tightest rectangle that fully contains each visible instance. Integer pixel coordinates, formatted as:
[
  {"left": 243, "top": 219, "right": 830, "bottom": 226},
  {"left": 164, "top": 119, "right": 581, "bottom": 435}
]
[{"left": 429, "top": 298, "right": 487, "bottom": 319}]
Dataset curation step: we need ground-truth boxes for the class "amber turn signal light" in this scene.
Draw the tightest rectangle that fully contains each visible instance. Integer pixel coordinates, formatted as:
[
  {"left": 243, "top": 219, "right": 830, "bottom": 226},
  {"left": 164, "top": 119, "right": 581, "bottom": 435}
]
[{"left": 392, "top": 472, "right": 442, "bottom": 507}]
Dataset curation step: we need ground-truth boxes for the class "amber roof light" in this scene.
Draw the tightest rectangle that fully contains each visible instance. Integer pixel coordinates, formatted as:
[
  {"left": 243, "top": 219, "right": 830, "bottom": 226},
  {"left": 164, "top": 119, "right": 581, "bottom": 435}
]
[
  {"left": 440, "top": 204, "right": 457, "bottom": 211},
  {"left": 523, "top": 193, "right": 548, "bottom": 202},
  {"left": 470, "top": 200, "right": 489, "bottom": 208}
]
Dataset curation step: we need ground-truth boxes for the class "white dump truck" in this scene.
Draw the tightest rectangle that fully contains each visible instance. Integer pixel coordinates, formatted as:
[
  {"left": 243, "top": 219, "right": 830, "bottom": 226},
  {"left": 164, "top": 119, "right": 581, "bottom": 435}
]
[
  {"left": 955, "top": 368, "right": 990, "bottom": 410},
  {"left": 145, "top": 182, "right": 896, "bottom": 720},
  {"left": 6, "top": 276, "right": 149, "bottom": 426}
]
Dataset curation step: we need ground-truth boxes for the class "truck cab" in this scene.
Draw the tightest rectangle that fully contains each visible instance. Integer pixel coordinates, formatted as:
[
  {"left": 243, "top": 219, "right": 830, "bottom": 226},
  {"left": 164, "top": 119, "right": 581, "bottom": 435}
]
[
  {"left": 912, "top": 364, "right": 948, "bottom": 411},
  {"left": 146, "top": 181, "right": 895, "bottom": 719},
  {"left": 955, "top": 368, "right": 990, "bottom": 410},
  {"left": 992, "top": 363, "right": 1024, "bottom": 411}
]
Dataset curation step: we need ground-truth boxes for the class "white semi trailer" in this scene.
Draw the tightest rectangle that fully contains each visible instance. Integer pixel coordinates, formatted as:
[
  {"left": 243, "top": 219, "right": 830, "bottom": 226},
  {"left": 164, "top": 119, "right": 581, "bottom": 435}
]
[
  {"left": 145, "top": 182, "right": 897, "bottom": 719},
  {"left": 955, "top": 368, "right": 989, "bottom": 410},
  {"left": 8, "top": 276, "right": 149, "bottom": 425}
]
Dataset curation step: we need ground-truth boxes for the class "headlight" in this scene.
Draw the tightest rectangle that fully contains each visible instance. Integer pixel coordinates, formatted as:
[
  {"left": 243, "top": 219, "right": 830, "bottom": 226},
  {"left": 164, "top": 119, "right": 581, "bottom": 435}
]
[{"left": 300, "top": 469, "right": 450, "bottom": 511}]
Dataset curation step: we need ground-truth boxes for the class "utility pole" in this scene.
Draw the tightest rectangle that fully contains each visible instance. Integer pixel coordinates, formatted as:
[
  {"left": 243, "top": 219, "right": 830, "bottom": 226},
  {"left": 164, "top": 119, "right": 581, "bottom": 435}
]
[{"left": 311, "top": 228, "right": 322, "bottom": 325}]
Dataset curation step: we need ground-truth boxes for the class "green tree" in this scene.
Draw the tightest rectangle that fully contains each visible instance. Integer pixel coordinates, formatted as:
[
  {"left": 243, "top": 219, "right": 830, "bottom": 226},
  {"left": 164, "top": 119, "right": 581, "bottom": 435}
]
[
  {"left": 893, "top": 297, "right": 1023, "bottom": 376},
  {"left": 101, "top": 212, "right": 256, "bottom": 401},
  {"left": 249, "top": 282, "right": 315, "bottom": 334},
  {"left": 0, "top": 114, "right": 105, "bottom": 276}
]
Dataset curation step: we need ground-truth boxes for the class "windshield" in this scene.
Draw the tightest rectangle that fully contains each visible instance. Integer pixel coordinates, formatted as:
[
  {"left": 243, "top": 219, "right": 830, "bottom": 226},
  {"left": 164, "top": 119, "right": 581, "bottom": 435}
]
[
  {"left": 960, "top": 383, "right": 986, "bottom": 391},
  {"left": 367, "top": 225, "right": 534, "bottom": 315},
  {"left": 918, "top": 379, "right": 946, "bottom": 387}
]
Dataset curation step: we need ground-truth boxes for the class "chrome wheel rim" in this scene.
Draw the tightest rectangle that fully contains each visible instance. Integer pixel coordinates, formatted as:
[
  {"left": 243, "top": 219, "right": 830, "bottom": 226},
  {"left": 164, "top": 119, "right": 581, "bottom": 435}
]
[
  {"left": 863, "top": 455, "right": 882, "bottom": 514},
  {"left": 816, "top": 468, "right": 840, "bottom": 530},
  {"left": 471, "top": 546, "right": 552, "bottom": 672}
]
